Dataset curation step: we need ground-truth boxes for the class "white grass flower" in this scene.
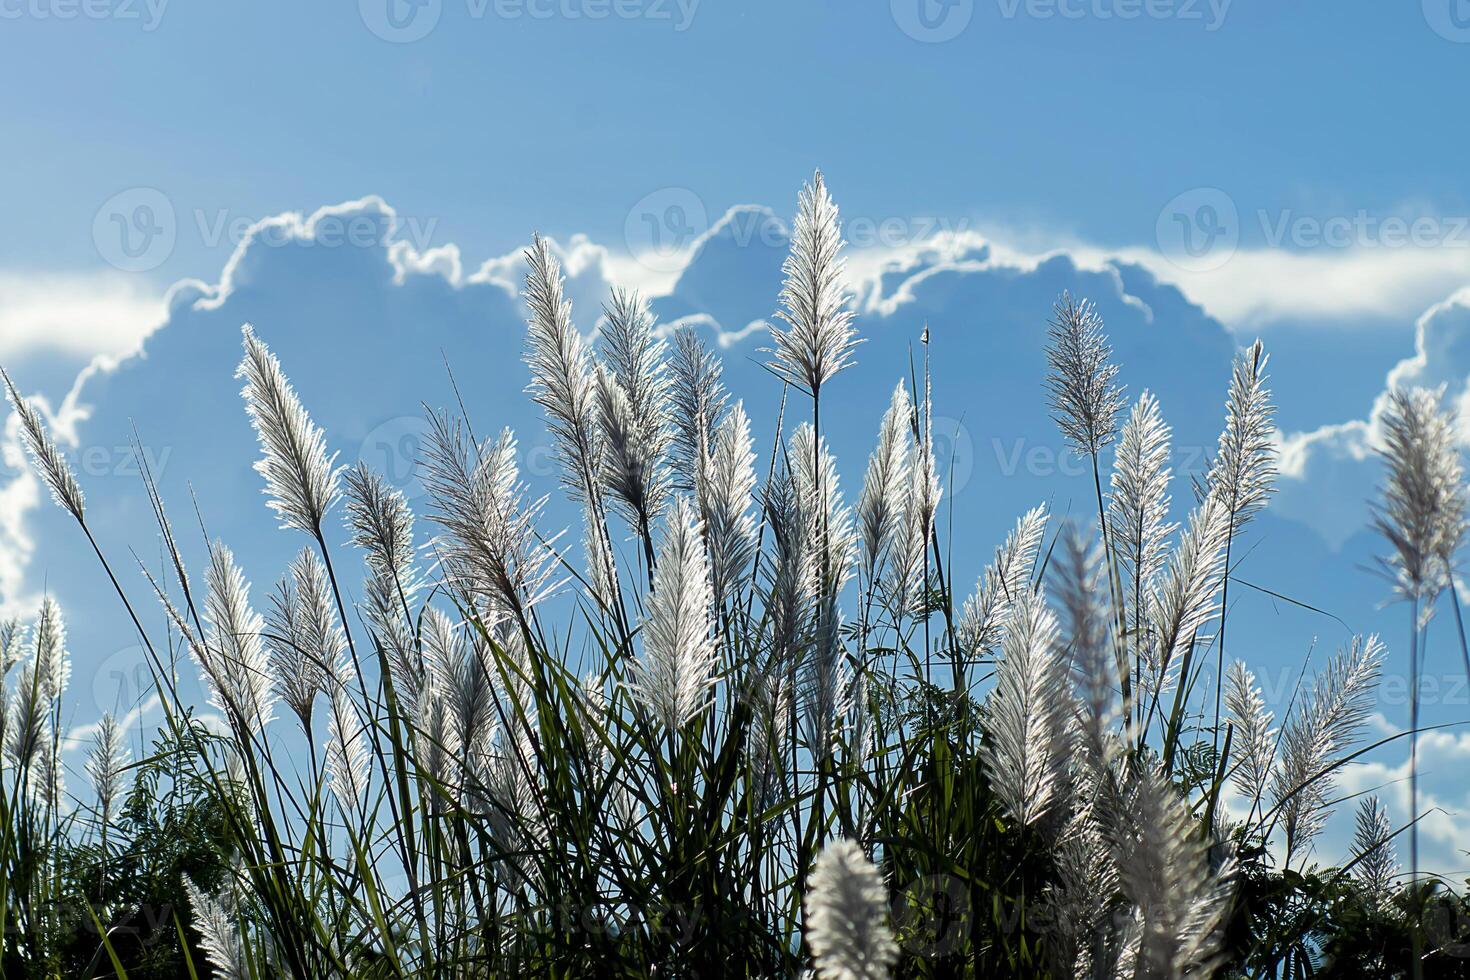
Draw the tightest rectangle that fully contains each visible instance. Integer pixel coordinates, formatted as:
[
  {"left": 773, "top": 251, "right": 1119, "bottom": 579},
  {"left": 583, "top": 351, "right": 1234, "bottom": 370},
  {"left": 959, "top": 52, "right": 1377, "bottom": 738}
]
[
  {"left": 1352, "top": 795, "right": 1398, "bottom": 907},
  {"left": 764, "top": 467, "right": 818, "bottom": 674},
  {"left": 668, "top": 326, "right": 728, "bottom": 492},
  {"left": 628, "top": 497, "right": 717, "bottom": 731},
  {"left": 1373, "top": 385, "right": 1468, "bottom": 605},
  {"left": 883, "top": 477, "right": 930, "bottom": 622},
  {"left": 423, "top": 606, "right": 494, "bottom": 780},
  {"left": 31, "top": 595, "right": 69, "bottom": 705},
  {"left": 1146, "top": 494, "right": 1231, "bottom": 702},
  {"left": 85, "top": 712, "right": 129, "bottom": 828},
  {"left": 1205, "top": 340, "right": 1276, "bottom": 532},
  {"left": 1052, "top": 526, "right": 1113, "bottom": 755},
  {"left": 768, "top": 171, "right": 861, "bottom": 399},
  {"left": 201, "top": 542, "right": 277, "bottom": 733},
  {"left": 801, "top": 591, "right": 848, "bottom": 757},
  {"left": 804, "top": 838, "right": 898, "bottom": 980},
  {"left": 1043, "top": 293, "right": 1124, "bottom": 458},
  {"left": 265, "top": 548, "right": 340, "bottom": 732},
  {"left": 421, "top": 416, "right": 559, "bottom": 617},
  {"left": 909, "top": 354, "right": 942, "bottom": 565},
  {"left": 34, "top": 738, "right": 64, "bottom": 811},
  {"left": 857, "top": 382, "right": 913, "bottom": 585},
  {"left": 1108, "top": 391, "right": 1176, "bottom": 623},
  {"left": 582, "top": 522, "right": 621, "bottom": 614},
  {"left": 697, "top": 400, "right": 758, "bottom": 608},
  {"left": 790, "top": 422, "right": 856, "bottom": 594},
  {"left": 325, "top": 680, "right": 370, "bottom": 818},
  {"left": 523, "top": 235, "right": 603, "bottom": 504},
  {"left": 5, "top": 665, "right": 46, "bottom": 770},
  {"left": 1223, "top": 660, "right": 1274, "bottom": 812},
  {"left": 342, "top": 461, "right": 417, "bottom": 580},
  {"left": 237, "top": 324, "right": 339, "bottom": 534},
  {"left": 958, "top": 504, "right": 1048, "bottom": 657},
  {"left": 1, "top": 368, "right": 85, "bottom": 523},
  {"left": 0, "top": 618, "right": 21, "bottom": 676},
  {"left": 980, "top": 587, "right": 1073, "bottom": 825},
  {"left": 595, "top": 365, "right": 666, "bottom": 541},
  {"left": 360, "top": 566, "right": 420, "bottom": 706},
  {"left": 1112, "top": 767, "right": 1235, "bottom": 978},
  {"left": 749, "top": 672, "right": 792, "bottom": 808},
  {"left": 597, "top": 289, "right": 672, "bottom": 530},
  {"left": 184, "top": 874, "right": 245, "bottom": 979},
  {"left": 1271, "top": 634, "right": 1383, "bottom": 862}
]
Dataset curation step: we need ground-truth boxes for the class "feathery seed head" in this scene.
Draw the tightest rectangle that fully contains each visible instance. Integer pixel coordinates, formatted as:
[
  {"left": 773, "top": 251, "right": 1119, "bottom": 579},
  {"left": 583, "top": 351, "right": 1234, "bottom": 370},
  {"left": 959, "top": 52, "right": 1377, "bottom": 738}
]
[
  {"left": 790, "top": 422, "right": 857, "bottom": 596},
  {"left": 31, "top": 595, "right": 69, "bottom": 705},
  {"left": 265, "top": 548, "right": 340, "bottom": 731},
  {"left": 201, "top": 541, "right": 277, "bottom": 733},
  {"left": 343, "top": 461, "right": 417, "bottom": 579},
  {"left": 523, "top": 235, "right": 603, "bottom": 503},
  {"left": 85, "top": 712, "right": 130, "bottom": 824},
  {"left": 326, "top": 685, "right": 370, "bottom": 817},
  {"left": 768, "top": 171, "right": 862, "bottom": 398},
  {"left": 628, "top": 497, "right": 718, "bottom": 731},
  {"left": 980, "top": 586, "right": 1074, "bottom": 826},
  {"left": 1043, "top": 293, "right": 1125, "bottom": 458},
  {"left": 857, "top": 381, "right": 914, "bottom": 584},
  {"left": 184, "top": 874, "right": 244, "bottom": 979},
  {"left": 668, "top": 326, "right": 729, "bottom": 491},
  {"left": 958, "top": 504, "right": 1048, "bottom": 658},
  {"left": 237, "top": 324, "right": 340, "bottom": 534},
  {"left": 1373, "top": 385, "right": 1468, "bottom": 604},
  {"left": 1205, "top": 340, "right": 1277, "bottom": 532},
  {"left": 1272, "top": 634, "right": 1383, "bottom": 860},
  {"left": 697, "top": 399, "right": 758, "bottom": 607},
  {"left": 1108, "top": 390, "right": 1177, "bottom": 605},
  {"left": 1352, "top": 795, "right": 1398, "bottom": 907},
  {"left": 2, "top": 367, "right": 85, "bottom": 523},
  {"left": 422, "top": 415, "right": 560, "bottom": 616},
  {"left": 1223, "top": 660, "right": 1275, "bottom": 810},
  {"left": 804, "top": 839, "right": 898, "bottom": 980}
]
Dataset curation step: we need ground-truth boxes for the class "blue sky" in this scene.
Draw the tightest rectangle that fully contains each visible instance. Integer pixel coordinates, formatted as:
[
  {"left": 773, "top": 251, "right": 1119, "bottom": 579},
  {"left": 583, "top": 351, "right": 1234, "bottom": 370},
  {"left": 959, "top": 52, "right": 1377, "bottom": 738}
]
[
  {"left": 6, "top": 0, "right": 1470, "bottom": 875},
  {"left": 6, "top": 2, "right": 1469, "bottom": 276}
]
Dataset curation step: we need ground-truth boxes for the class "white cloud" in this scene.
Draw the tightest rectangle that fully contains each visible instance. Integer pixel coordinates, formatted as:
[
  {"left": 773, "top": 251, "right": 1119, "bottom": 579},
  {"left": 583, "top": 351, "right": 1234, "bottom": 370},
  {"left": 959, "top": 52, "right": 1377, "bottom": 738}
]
[
  {"left": 63, "top": 692, "right": 161, "bottom": 753},
  {"left": 1118, "top": 245, "right": 1470, "bottom": 332},
  {"left": 0, "top": 272, "right": 164, "bottom": 360},
  {"left": 1338, "top": 727, "right": 1470, "bottom": 879}
]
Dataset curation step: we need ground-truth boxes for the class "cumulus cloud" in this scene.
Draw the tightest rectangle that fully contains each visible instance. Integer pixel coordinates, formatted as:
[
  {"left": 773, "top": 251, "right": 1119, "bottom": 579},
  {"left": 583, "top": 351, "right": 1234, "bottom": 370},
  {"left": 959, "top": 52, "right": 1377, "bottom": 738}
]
[
  {"left": 7, "top": 191, "right": 1470, "bottom": 874},
  {"left": 1274, "top": 289, "right": 1470, "bottom": 548},
  {"left": 1337, "top": 721, "right": 1470, "bottom": 880},
  {"left": 0, "top": 272, "right": 164, "bottom": 361}
]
